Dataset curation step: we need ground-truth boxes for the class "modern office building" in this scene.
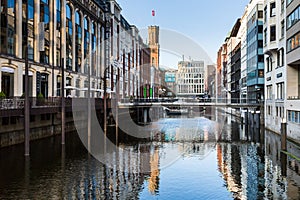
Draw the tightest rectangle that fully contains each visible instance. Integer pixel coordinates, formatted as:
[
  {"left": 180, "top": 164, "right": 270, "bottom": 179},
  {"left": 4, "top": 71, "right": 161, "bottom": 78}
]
[
  {"left": 206, "top": 64, "right": 216, "bottom": 97},
  {"left": 226, "top": 19, "right": 241, "bottom": 103},
  {"left": 176, "top": 60, "right": 205, "bottom": 97},
  {"left": 216, "top": 43, "right": 228, "bottom": 100},
  {"left": 247, "top": 1, "right": 264, "bottom": 103},
  {"left": 164, "top": 68, "right": 177, "bottom": 95},
  {"left": 264, "top": 0, "right": 286, "bottom": 133},
  {"left": 286, "top": 0, "right": 300, "bottom": 141},
  {"left": 240, "top": 6, "right": 250, "bottom": 102}
]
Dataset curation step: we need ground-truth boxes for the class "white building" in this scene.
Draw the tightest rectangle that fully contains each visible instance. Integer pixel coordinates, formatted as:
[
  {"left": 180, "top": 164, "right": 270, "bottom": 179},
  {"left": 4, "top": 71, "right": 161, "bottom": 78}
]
[
  {"left": 176, "top": 61, "right": 205, "bottom": 97},
  {"left": 264, "top": 0, "right": 286, "bottom": 133}
]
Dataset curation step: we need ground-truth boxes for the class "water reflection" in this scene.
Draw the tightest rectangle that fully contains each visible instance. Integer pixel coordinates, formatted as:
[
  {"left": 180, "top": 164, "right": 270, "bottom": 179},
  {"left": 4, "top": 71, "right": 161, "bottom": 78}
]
[{"left": 0, "top": 110, "right": 300, "bottom": 199}]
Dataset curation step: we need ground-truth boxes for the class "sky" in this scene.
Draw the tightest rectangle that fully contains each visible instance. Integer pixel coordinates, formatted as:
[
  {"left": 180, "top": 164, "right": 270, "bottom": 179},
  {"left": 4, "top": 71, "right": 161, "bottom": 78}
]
[{"left": 117, "top": 0, "right": 250, "bottom": 68}]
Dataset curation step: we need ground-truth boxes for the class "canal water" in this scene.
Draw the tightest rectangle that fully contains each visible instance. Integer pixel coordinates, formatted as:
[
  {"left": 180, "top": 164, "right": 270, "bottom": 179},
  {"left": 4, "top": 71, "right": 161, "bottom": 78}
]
[{"left": 0, "top": 109, "right": 300, "bottom": 199}]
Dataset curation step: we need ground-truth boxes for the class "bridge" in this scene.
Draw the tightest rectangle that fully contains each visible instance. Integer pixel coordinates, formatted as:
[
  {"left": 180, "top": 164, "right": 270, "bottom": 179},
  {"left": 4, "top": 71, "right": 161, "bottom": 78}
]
[{"left": 118, "top": 98, "right": 263, "bottom": 109}]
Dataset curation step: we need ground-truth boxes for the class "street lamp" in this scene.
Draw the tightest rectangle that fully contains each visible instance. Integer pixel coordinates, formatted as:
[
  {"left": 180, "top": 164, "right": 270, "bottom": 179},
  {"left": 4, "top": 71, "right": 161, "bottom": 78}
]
[{"left": 101, "top": 66, "right": 109, "bottom": 133}]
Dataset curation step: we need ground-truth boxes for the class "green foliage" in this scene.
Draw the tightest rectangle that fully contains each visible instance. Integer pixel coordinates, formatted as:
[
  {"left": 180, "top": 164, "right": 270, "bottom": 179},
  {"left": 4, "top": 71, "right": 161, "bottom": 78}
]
[
  {"left": 37, "top": 93, "right": 44, "bottom": 99},
  {"left": 0, "top": 91, "right": 6, "bottom": 98}
]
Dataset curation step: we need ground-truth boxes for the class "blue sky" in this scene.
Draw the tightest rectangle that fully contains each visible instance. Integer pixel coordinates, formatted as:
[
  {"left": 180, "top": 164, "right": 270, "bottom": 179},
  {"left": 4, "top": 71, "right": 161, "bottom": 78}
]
[{"left": 117, "top": 0, "right": 250, "bottom": 68}]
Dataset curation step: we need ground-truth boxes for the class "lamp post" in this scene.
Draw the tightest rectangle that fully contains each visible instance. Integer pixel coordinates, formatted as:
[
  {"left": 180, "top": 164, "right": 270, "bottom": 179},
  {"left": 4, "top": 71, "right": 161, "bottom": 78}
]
[
  {"left": 60, "top": 0, "right": 66, "bottom": 145},
  {"left": 102, "top": 66, "right": 109, "bottom": 133},
  {"left": 24, "top": 0, "right": 30, "bottom": 156}
]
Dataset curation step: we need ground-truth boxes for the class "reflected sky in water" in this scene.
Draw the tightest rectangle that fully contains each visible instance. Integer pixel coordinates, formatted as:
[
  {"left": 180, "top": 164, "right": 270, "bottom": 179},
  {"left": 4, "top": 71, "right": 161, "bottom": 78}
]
[{"left": 0, "top": 110, "right": 300, "bottom": 199}]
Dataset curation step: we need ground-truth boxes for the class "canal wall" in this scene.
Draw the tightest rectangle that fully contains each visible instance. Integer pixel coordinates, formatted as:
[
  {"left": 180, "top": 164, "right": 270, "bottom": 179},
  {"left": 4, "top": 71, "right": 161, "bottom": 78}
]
[{"left": 0, "top": 113, "right": 77, "bottom": 148}]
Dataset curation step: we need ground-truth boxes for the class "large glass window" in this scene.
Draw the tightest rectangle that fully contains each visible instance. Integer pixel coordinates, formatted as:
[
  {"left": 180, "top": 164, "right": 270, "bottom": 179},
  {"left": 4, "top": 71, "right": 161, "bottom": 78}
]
[
  {"left": 40, "top": 0, "right": 50, "bottom": 64},
  {"left": 66, "top": 4, "right": 72, "bottom": 70},
  {"left": 84, "top": 17, "right": 89, "bottom": 74},
  {"left": 287, "top": 6, "right": 299, "bottom": 29},
  {"left": 1, "top": 0, "right": 16, "bottom": 55},
  {"left": 75, "top": 11, "right": 82, "bottom": 72},
  {"left": 91, "top": 23, "right": 96, "bottom": 76},
  {"left": 22, "top": 0, "right": 34, "bottom": 60},
  {"left": 287, "top": 32, "right": 300, "bottom": 52},
  {"left": 56, "top": 0, "right": 61, "bottom": 67}
]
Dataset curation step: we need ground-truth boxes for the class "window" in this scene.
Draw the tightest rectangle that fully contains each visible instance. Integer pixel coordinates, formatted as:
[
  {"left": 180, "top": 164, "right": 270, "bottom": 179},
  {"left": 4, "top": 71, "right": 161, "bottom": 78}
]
[
  {"left": 264, "top": 6, "right": 267, "bottom": 23},
  {"left": 277, "top": 48, "right": 284, "bottom": 67},
  {"left": 1, "top": 0, "right": 16, "bottom": 55},
  {"left": 293, "top": 112, "right": 299, "bottom": 123},
  {"left": 264, "top": 28, "right": 267, "bottom": 45},
  {"left": 91, "top": 23, "right": 96, "bottom": 76},
  {"left": 39, "top": 0, "right": 50, "bottom": 64},
  {"left": 258, "top": 70, "right": 264, "bottom": 78},
  {"left": 276, "top": 82, "right": 284, "bottom": 99},
  {"left": 267, "top": 85, "right": 272, "bottom": 99},
  {"left": 287, "top": 0, "right": 293, "bottom": 5},
  {"left": 270, "top": 26, "right": 276, "bottom": 41},
  {"left": 281, "top": 0, "right": 285, "bottom": 13},
  {"left": 270, "top": 2, "right": 276, "bottom": 17},
  {"left": 266, "top": 56, "right": 273, "bottom": 72},
  {"left": 287, "top": 6, "right": 300, "bottom": 29},
  {"left": 56, "top": 0, "right": 61, "bottom": 66},
  {"left": 75, "top": 11, "right": 82, "bottom": 72},
  {"left": 281, "top": 20, "right": 285, "bottom": 38},
  {"left": 268, "top": 106, "right": 272, "bottom": 115},
  {"left": 66, "top": 4, "right": 72, "bottom": 70},
  {"left": 258, "top": 11, "right": 263, "bottom": 19},
  {"left": 84, "top": 17, "right": 89, "bottom": 74},
  {"left": 287, "top": 32, "right": 300, "bottom": 52}
]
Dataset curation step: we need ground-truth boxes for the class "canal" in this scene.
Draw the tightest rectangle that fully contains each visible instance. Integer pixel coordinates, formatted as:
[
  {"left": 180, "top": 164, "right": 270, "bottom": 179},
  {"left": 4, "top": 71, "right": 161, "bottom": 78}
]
[{"left": 0, "top": 108, "right": 300, "bottom": 199}]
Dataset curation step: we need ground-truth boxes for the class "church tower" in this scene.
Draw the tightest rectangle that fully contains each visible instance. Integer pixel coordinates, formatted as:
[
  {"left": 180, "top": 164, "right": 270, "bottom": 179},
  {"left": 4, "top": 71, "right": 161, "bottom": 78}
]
[{"left": 148, "top": 26, "right": 160, "bottom": 69}]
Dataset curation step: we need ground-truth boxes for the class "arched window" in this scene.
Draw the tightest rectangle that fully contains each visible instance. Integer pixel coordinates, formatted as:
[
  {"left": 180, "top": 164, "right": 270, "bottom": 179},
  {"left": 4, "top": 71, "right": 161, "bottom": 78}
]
[
  {"left": 66, "top": 4, "right": 73, "bottom": 70},
  {"left": 75, "top": 11, "right": 82, "bottom": 72},
  {"left": 1, "top": 0, "right": 16, "bottom": 55}
]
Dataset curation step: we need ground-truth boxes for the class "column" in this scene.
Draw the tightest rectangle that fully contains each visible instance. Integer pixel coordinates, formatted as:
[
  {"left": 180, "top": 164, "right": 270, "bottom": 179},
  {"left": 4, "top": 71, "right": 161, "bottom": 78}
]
[
  {"left": 72, "top": 8, "right": 76, "bottom": 72},
  {"left": 34, "top": 0, "right": 40, "bottom": 62},
  {"left": 53, "top": 0, "right": 57, "bottom": 67},
  {"left": 89, "top": 19, "right": 92, "bottom": 78},
  {"left": 15, "top": 64, "right": 22, "bottom": 96},
  {"left": 16, "top": 0, "right": 22, "bottom": 58},
  {"left": 97, "top": 23, "right": 101, "bottom": 90},
  {"left": 81, "top": 14, "right": 85, "bottom": 74}
]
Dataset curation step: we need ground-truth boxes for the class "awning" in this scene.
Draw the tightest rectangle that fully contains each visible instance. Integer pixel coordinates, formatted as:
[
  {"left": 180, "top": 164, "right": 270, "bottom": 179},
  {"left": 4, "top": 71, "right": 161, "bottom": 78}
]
[
  {"left": 65, "top": 86, "right": 77, "bottom": 90},
  {"left": 2, "top": 67, "right": 14, "bottom": 73}
]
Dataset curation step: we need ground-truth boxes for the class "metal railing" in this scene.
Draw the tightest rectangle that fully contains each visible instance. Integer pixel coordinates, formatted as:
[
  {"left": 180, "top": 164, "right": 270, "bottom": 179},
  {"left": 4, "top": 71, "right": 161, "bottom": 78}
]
[
  {"left": 121, "top": 97, "right": 263, "bottom": 105},
  {"left": 288, "top": 96, "right": 300, "bottom": 100},
  {"left": 0, "top": 97, "right": 109, "bottom": 110},
  {"left": 0, "top": 96, "right": 262, "bottom": 110}
]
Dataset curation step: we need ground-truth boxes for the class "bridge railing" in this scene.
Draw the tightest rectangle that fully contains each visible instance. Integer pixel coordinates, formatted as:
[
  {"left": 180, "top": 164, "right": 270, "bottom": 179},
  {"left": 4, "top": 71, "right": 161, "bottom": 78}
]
[{"left": 119, "top": 97, "right": 262, "bottom": 105}]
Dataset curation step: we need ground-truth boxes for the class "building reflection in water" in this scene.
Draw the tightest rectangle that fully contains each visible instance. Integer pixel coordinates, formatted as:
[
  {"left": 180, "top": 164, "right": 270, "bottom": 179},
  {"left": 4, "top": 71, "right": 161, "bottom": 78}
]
[{"left": 1, "top": 110, "right": 300, "bottom": 199}]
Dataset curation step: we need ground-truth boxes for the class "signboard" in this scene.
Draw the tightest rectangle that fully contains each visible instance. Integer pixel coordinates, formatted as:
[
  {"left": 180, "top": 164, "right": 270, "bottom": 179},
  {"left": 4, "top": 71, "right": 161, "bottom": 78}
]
[{"left": 144, "top": 87, "right": 147, "bottom": 98}]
